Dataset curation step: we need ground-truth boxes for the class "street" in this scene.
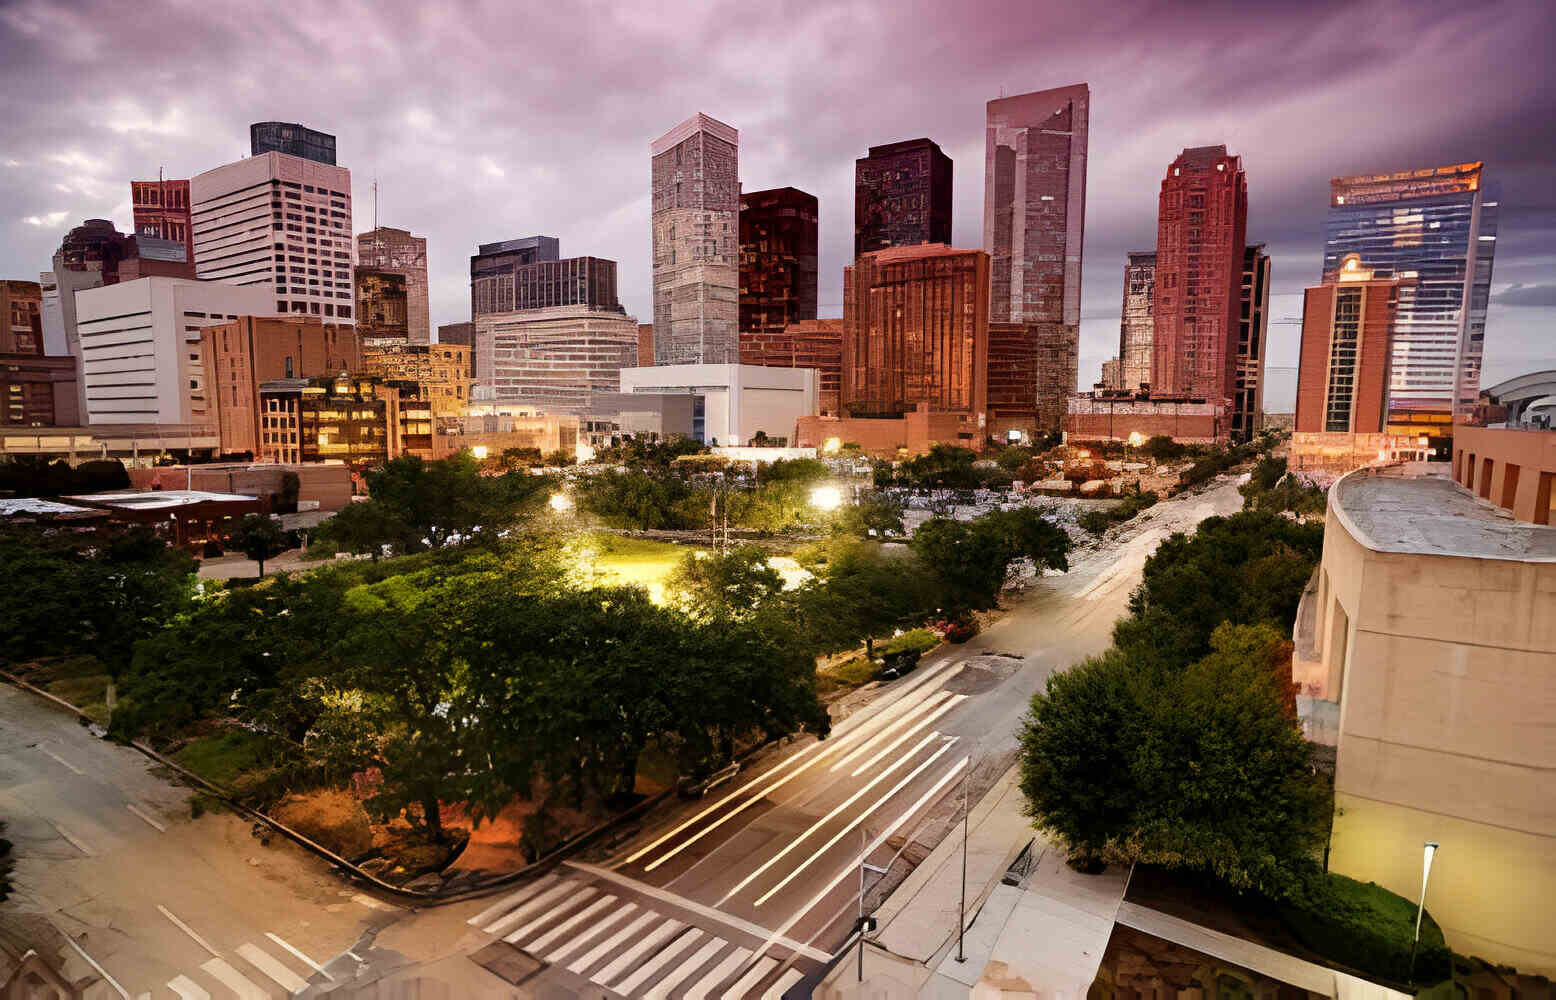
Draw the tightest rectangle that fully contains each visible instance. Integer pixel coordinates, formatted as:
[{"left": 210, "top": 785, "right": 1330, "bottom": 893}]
[{"left": 0, "top": 482, "right": 1243, "bottom": 999}]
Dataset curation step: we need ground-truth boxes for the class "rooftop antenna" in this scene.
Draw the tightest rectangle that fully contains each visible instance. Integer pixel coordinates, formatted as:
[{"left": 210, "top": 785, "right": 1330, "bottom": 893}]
[{"left": 373, "top": 175, "right": 378, "bottom": 233}]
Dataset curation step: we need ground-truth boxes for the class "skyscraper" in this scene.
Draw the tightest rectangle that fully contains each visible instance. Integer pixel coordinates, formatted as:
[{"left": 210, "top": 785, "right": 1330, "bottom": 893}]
[
  {"left": 854, "top": 139, "right": 952, "bottom": 258},
  {"left": 1295, "top": 254, "right": 1402, "bottom": 434},
  {"left": 1151, "top": 145, "right": 1248, "bottom": 401},
  {"left": 1324, "top": 161, "right": 1497, "bottom": 437},
  {"left": 651, "top": 113, "right": 740, "bottom": 366},
  {"left": 1117, "top": 251, "right": 1156, "bottom": 391},
  {"left": 739, "top": 187, "right": 818, "bottom": 338},
  {"left": 470, "top": 236, "right": 561, "bottom": 315},
  {"left": 358, "top": 227, "right": 429, "bottom": 343},
  {"left": 1234, "top": 244, "right": 1272, "bottom": 439},
  {"left": 191, "top": 151, "right": 354, "bottom": 327},
  {"left": 250, "top": 122, "right": 337, "bottom": 165},
  {"left": 131, "top": 178, "right": 194, "bottom": 266}
]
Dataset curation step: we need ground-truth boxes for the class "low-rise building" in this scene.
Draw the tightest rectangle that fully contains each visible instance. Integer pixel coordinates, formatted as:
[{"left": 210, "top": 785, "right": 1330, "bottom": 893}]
[
  {"left": 1294, "top": 466, "right": 1555, "bottom": 975},
  {"left": 739, "top": 318, "right": 842, "bottom": 416},
  {"left": 1451, "top": 422, "right": 1556, "bottom": 524},
  {"left": 258, "top": 375, "right": 404, "bottom": 470},
  {"left": 361, "top": 342, "right": 472, "bottom": 416},
  {"left": 477, "top": 305, "right": 641, "bottom": 413},
  {"left": 795, "top": 402, "right": 983, "bottom": 457},
  {"left": 1065, "top": 390, "right": 1228, "bottom": 444},
  {"left": 1, "top": 354, "right": 78, "bottom": 427},
  {"left": 619, "top": 363, "right": 816, "bottom": 447}
]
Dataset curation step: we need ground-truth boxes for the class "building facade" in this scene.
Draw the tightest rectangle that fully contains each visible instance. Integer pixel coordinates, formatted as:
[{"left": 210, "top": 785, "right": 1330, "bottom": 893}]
[
  {"left": 259, "top": 375, "right": 402, "bottom": 468},
  {"left": 474, "top": 255, "right": 620, "bottom": 316},
  {"left": 357, "top": 227, "right": 429, "bottom": 343},
  {"left": 74, "top": 277, "right": 273, "bottom": 426},
  {"left": 470, "top": 236, "right": 560, "bottom": 314},
  {"left": 1151, "top": 146, "right": 1248, "bottom": 401},
  {"left": 475, "top": 305, "right": 639, "bottom": 413},
  {"left": 1324, "top": 162, "right": 1497, "bottom": 437},
  {"left": 987, "top": 321, "right": 1040, "bottom": 440},
  {"left": 361, "top": 342, "right": 472, "bottom": 416},
  {"left": 1100, "top": 358, "right": 1121, "bottom": 389},
  {"left": 637, "top": 324, "right": 654, "bottom": 367},
  {"left": 842, "top": 244, "right": 988, "bottom": 423},
  {"left": 354, "top": 269, "right": 409, "bottom": 344},
  {"left": 250, "top": 122, "right": 337, "bottom": 165},
  {"left": 1233, "top": 244, "right": 1272, "bottom": 440},
  {"left": 201, "top": 316, "right": 362, "bottom": 456},
  {"left": 2, "top": 280, "right": 42, "bottom": 355},
  {"left": 619, "top": 363, "right": 816, "bottom": 447},
  {"left": 854, "top": 138, "right": 953, "bottom": 258},
  {"left": 1, "top": 354, "right": 78, "bottom": 427},
  {"left": 1066, "top": 390, "right": 1229, "bottom": 444},
  {"left": 1451, "top": 423, "right": 1556, "bottom": 525},
  {"left": 131, "top": 178, "right": 194, "bottom": 265},
  {"left": 1118, "top": 251, "right": 1156, "bottom": 391},
  {"left": 1295, "top": 254, "right": 1402, "bottom": 435},
  {"left": 191, "top": 151, "right": 354, "bottom": 325},
  {"left": 738, "top": 187, "right": 818, "bottom": 339},
  {"left": 651, "top": 113, "right": 740, "bottom": 366},
  {"left": 740, "top": 318, "right": 843, "bottom": 416}
]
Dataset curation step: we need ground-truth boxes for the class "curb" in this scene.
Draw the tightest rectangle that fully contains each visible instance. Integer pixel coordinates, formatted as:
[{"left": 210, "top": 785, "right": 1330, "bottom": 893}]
[{"left": 0, "top": 668, "right": 671, "bottom": 906}]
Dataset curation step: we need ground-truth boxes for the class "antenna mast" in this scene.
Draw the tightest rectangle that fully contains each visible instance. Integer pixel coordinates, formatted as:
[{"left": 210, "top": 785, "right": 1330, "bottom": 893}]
[{"left": 372, "top": 176, "right": 378, "bottom": 232}]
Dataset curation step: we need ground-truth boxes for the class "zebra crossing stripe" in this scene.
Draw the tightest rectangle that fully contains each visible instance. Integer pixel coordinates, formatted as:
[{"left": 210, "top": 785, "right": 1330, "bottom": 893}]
[
  {"left": 466, "top": 875, "right": 557, "bottom": 926},
  {"left": 612, "top": 927, "right": 706, "bottom": 995},
  {"left": 519, "top": 894, "right": 616, "bottom": 951},
  {"left": 643, "top": 938, "right": 727, "bottom": 1000},
  {"left": 590, "top": 918, "right": 685, "bottom": 985}
]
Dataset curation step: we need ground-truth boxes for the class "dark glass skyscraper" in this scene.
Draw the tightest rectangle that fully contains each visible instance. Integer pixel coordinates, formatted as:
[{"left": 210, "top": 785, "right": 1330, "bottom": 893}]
[
  {"left": 250, "top": 122, "right": 337, "bottom": 165},
  {"left": 1324, "top": 162, "right": 1497, "bottom": 435}
]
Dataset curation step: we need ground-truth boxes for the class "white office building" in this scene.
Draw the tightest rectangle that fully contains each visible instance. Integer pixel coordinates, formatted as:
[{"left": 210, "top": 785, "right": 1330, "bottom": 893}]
[
  {"left": 619, "top": 363, "right": 817, "bottom": 446},
  {"left": 74, "top": 277, "right": 272, "bottom": 426},
  {"left": 191, "top": 151, "right": 354, "bottom": 326}
]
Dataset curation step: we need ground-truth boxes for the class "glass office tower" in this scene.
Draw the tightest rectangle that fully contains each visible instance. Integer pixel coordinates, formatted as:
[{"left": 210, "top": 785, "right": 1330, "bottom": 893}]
[{"left": 1323, "top": 162, "right": 1497, "bottom": 437}]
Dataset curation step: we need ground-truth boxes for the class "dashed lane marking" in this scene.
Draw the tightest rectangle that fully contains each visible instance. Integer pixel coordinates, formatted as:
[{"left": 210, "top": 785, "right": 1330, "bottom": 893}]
[
  {"left": 237, "top": 941, "right": 309, "bottom": 994},
  {"left": 126, "top": 804, "right": 166, "bottom": 832}
]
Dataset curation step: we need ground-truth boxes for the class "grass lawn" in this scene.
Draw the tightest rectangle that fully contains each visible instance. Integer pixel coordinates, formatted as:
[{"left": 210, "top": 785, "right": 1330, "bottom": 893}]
[
  {"left": 172, "top": 729, "right": 278, "bottom": 790},
  {"left": 818, "top": 628, "right": 942, "bottom": 695},
  {"left": 570, "top": 532, "right": 694, "bottom": 603}
]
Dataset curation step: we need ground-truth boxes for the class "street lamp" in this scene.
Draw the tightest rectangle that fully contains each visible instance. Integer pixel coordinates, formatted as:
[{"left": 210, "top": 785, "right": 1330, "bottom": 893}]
[
  {"left": 810, "top": 485, "right": 843, "bottom": 510},
  {"left": 1410, "top": 841, "right": 1440, "bottom": 981},
  {"left": 549, "top": 492, "right": 573, "bottom": 513},
  {"left": 470, "top": 444, "right": 488, "bottom": 461}
]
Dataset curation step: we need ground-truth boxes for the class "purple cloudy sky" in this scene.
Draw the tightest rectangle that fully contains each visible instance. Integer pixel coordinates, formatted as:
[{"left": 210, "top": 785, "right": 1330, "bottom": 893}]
[{"left": 2, "top": 0, "right": 1553, "bottom": 409}]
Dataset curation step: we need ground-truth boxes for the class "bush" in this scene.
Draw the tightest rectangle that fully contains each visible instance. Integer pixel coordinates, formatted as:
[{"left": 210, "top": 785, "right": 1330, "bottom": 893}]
[
  {"left": 1080, "top": 491, "right": 1158, "bottom": 535},
  {"left": 1279, "top": 871, "right": 1451, "bottom": 983}
]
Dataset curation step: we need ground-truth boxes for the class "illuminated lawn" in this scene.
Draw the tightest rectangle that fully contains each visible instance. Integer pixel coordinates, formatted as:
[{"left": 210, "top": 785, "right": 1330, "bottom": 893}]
[{"left": 569, "top": 532, "right": 698, "bottom": 603}]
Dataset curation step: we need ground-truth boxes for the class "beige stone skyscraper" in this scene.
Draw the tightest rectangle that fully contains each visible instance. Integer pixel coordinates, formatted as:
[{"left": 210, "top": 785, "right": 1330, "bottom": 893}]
[
  {"left": 650, "top": 113, "right": 739, "bottom": 365},
  {"left": 357, "top": 227, "right": 429, "bottom": 343}
]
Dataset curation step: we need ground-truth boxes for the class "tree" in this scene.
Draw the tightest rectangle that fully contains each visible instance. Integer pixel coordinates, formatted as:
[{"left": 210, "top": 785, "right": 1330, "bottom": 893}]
[
  {"left": 1019, "top": 623, "right": 1326, "bottom": 893},
  {"left": 230, "top": 513, "right": 286, "bottom": 576},
  {"left": 313, "top": 499, "right": 408, "bottom": 560},
  {"left": 830, "top": 494, "right": 906, "bottom": 539},
  {"left": 665, "top": 546, "right": 785, "bottom": 622},
  {"left": 910, "top": 508, "right": 1071, "bottom": 617},
  {"left": 1139, "top": 435, "right": 1186, "bottom": 462},
  {"left": 900, "top": 444, "right": 980, "bottom": 489},
  {"left": 577, "top": 468, "right": 704, "bottom": 530},
  {"left": 792, "top": 540, "right": 931, "bottom": 657}
]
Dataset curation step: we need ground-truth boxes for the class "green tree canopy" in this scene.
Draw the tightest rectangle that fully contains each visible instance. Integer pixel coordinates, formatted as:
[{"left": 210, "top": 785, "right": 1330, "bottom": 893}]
[
  {"left": 665, "top": 546, "right": 785, "bottom": 622},
  {"left": 910, "top": 507, "right": 1072, "bottom": 617},
  {"left": 229, "top": 513, "right": 286, "bottom": 576}
]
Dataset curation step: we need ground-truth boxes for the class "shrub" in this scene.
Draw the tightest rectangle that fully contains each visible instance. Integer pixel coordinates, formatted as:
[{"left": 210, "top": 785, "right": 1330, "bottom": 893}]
[{"left": 1279, "top": 871, "right": 1451, "bottom": 983}]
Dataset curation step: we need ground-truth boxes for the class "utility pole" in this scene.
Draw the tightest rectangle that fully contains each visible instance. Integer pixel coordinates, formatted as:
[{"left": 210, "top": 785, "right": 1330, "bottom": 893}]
[{"left": 956, "top": 754, "right": 971, "bottom": 962}]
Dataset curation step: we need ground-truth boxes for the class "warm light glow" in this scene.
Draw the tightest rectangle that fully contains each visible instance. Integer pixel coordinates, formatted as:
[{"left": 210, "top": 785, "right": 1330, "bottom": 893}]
[
  {"left": 576, "top": 442, "right": 596, "bottom": 463},
  {"left": 470, "top": 445, "right": 488, "bottom": 460},
  {"left": 810, "top": 485, "right": 843, "bottom": 510},
  {"left": 1377, "top": 449, "right": 1389, "bottom": 463},
  {"left": 1076, "top": 449, "right": 1091, "bottom": 459},
  {"left": 822, "top": 437, "right": 842, "bottom": 455},
  {"left": 549, "top": 493, "right": 573, "bottom": 512},
  {"left": 1126, "top": 431, "right": 1147, "bottom": 448}
]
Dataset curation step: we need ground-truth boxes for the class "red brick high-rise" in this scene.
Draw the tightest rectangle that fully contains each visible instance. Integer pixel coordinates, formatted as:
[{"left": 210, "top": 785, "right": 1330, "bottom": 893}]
[
  {"left": 1295, "top": 254, "right": 1402, "bottom": 434},
  {"left": 1151, "top": 146, "right": 1248, "bottom": 401},
  {"left": 130, "top": 179, "right": 194, "bottom": 265},
  {"left": 842, "top": 244, "right": 988, "bottom": 420}
]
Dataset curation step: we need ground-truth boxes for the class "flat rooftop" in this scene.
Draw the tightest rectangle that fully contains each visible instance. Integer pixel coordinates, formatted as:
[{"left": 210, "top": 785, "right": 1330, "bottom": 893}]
[
  {"left": 66, "top": 490, "right": 260, "bottom": 511},
  {"left": 1333, "top": 467, "right": 1556, "bottom": 562}
]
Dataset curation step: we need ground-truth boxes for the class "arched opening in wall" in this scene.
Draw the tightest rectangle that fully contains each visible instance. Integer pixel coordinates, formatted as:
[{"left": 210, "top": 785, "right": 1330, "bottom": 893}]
[
  {"left": 1326, "top": 599, "right": 1350, "bottom": 700},
  {"left": 1479, "top": 457, "right": 1494, "bottom": 499}
]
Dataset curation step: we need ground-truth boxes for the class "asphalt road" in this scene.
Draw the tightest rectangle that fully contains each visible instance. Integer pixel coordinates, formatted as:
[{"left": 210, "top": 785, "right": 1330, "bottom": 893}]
[{"left": 0, "top": 480, "right": 1243, "bottom": 999}]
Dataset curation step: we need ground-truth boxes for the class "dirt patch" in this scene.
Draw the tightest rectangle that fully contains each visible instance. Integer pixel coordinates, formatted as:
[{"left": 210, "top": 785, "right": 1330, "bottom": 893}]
[
  {"left": 942, "top": 654, "right": 1026, "bottom": 696},
  {"left": 271, "top": 788, "right": 374, "bottom": 859}
]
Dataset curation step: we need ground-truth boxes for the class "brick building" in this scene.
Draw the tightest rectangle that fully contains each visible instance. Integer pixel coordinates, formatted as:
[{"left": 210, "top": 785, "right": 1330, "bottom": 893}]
[
  {"left": 740, "top": 318, "right": 843, "bottom": 416},
  {"left": 1100, "top": 358, "right": 1121, "bottom": 389},
  {"left": 855, "top": 139, "right": 953, "bottom": 257},
  {"left": 1151, "top": 146, "right": 1248, "bottom": 402},
  {"left": 987, "top": 321, "right": 1039, "bottom": 440},
  {"left": 2, "top": 280, "right": 42, "bottom": 355},
  {"left": 201, "top": 316, "right": 361, "bottom": 456},
  {"left": 355, "top": 269, "right": 409, "bottom": 345},
  {"left": 1, "top": 355, "right": 77, "bottom": 426},
  {"left": 739, "top": 187, "right": 818, "bottom": 339},
  {"left": 651, "top": 114, "right": 740, "bottom": 365},
  {"left": 358, "top": 227, "right": 430, "bottom": 343},
  {"left": 637, "top": 324, "right": 654, "bottom": 367},
  {"left": 1117, "top": 251, "right": 1155, "bottom": 391},
  {"left": 842, "top": 244, "right": 988, "bottom": 423},
  {"left": 130, "top": 178, "right": 194, "bottom": 266},
  {"left": 438, "top": 321, "right": 476, "bottom": 376},
  {"left": 259, "top": 374, "right": 405, "bottom": 468},
  {"left": 361, "top": 342, "right": 472, "bottom": 416},
  {"left": 1066, "top": 390, "right": 1229, "bottom": 444},
  {"left": 1295, "top": 254, "right": 1402, "bottom": 435}
]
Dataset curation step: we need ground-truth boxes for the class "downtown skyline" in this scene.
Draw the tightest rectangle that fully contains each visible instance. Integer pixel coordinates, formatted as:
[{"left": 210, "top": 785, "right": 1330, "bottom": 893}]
[{"left": 1, "top": 0, "right": 1554, "bottom": 411}]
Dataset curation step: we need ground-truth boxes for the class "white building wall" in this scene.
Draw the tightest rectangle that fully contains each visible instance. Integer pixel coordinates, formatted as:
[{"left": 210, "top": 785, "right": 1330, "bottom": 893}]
[
  {"left": 619, "top": 363, "right": 816, "bottom": 446},
  {"left": 75, "top": 278, "right": 272, "bottom": 425}
]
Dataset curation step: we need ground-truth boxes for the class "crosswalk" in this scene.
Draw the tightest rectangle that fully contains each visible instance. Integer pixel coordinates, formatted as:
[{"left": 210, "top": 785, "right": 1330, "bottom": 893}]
[
  {"left": 154, "top": 928, "right": 337, "bottom": 998},
  {"left": 466, "top": 873, "right": 813, "bottom": 998}
]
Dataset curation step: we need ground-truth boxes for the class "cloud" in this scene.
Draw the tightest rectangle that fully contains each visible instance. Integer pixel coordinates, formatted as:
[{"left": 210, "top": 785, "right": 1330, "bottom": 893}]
[
  {"left": 478, "top": 156, "right": 505, "bottom": 179},
  {"left": 1494, "top": 283, "right": 1556, "bottom": 307},
  {"left": 23, "top": 211, "right": 69, "bottom": 227}
]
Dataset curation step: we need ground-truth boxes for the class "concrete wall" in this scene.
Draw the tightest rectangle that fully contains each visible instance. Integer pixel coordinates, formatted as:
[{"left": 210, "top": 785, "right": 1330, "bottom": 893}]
[
  {"left": 1316, "top": 475, "right": 1556, "bottom": 974},
  {"left": 1452, "top": 423, "right": 1556, "bottom": 524}
]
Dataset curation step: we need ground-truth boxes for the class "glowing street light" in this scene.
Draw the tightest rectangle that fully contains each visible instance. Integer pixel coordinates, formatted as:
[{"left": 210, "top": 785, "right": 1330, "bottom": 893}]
[
  {"left": 822, "top": 437, "right": 843, "bottom": 455},
  {"left": 549, "top": 492, "right": 574, "bottom": 513},
  {"left": 470, "top": 445, "right": 489, "bottom": 461},
  {"left": 810, "top": 485, "right": 843, "bottom": 510},
  {"left": 1410, "top": 841, "right": 1440, "bottom": 980},
  {"left": 1127, "top": 431, "right": 1147, "bottom": 448}
]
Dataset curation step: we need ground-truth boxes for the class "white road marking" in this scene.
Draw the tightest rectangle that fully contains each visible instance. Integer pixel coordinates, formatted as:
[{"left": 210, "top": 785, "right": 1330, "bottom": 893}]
[
  {"left": 166, "top": 974, "right": 210, "bottom": 999},
  {"left": 466, "top": 874, "right": 558, "bottom": 926},
  {"left": 544, "top": 901, "right": 639, "bottom": 964},
  {"left": 590, "top": 917, "right": 684, "bottom": 985},
  {"left": 848, "top": 695, "right": 965, "bottom": 777},
  {"left": 828, "top": 690, "right": 953, "bottom": 772},
  {"left": 567, "top": 861, "right": 832, "bottom": 962},
  {"left": 126, "top": 804, "right": 166, "bottom": 832},
  {"left": 41, "top": 747, "right": 85, "bottom": 775},
  {"left": 765, "top": 967, "right": 807, "bottom": 998},
  {"left": 643, "top": 937, "right": 725, "bottom": 1000},
  {"left": 727, "top": 955, "right": 780, "bottom": 998},
  {"left": 156, "top": 905, "right": 221, "bottom": 959},
  {"left": 748, "top": 756, "right": 969, "bottom": 966},
  {"left": 54, "top": 924, "right": 130, "bottom": 999},
  {"left": 265, "top": 932, "right": 334, "bottom": 981},
  {"left": 754, "top": 737, "right": 960, "bottom": 906},
  {"left": 351, "top": 893, "right": 397, "bottom": 911},
  {"left": 721, "top": 730, "right": 945, "bottom": 904},
  {"left": 50, "top": 821, "right": 93, "bottom": 857},
  {"left": 200, "top": 957, "right": 269, "bottom": 1000},
  {"left": 613, "top": 927, "right": 706, "bottom": 995},
  {"left": 237, "top": 942, "right": 309, "bottom": 994},
  {"left": 518, "top": 894, "right": 617, "bottom": 951},
  {"left": 831, "top": 655, "right": 963, "bottom": 737},
  {"left": 683, "top": 946, "right": 753, "bottom": 1000},
  {"left": 497, "top": 885, "right": 598, "bottom": 944},
  {"left": 482, "top": 879, "right": 576, "bottom": 937},
  {"left": 565, "top": 909, "right": 658, "bottom": 975}
]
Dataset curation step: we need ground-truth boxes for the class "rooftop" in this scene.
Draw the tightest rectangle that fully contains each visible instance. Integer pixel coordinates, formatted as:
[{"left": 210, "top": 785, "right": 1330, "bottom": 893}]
[
  {"left": 1333, "top": 467, "right": 1556, "bottom": 563},
  {"left": 66, "top": 489, "right": 260, "bottom": 511},
  {"left": 0, "top": 497, "right": 102, "bottom": 518}
]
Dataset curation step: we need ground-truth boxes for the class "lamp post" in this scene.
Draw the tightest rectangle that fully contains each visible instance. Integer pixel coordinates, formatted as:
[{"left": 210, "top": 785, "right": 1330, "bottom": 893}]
[
  {"left": 856, "top": 826, "right": 887, "bottom": 981},
  {"left": 956, "top": 753, "right": 971, "bottom": 962},
  {"left": 1410, "top": 841, "right": 1440, "bottom": 982}
]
